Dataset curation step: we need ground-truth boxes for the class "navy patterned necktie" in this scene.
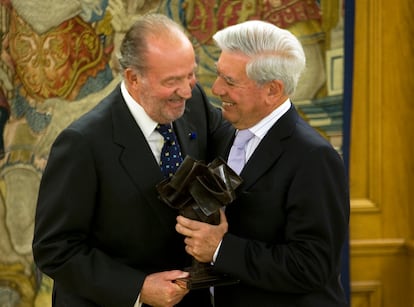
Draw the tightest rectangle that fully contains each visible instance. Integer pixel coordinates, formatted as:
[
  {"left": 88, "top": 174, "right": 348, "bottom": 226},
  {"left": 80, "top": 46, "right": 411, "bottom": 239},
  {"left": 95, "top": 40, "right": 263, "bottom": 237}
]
[{"left": 156, "top": 123, "right": 183, "bottom": 178}]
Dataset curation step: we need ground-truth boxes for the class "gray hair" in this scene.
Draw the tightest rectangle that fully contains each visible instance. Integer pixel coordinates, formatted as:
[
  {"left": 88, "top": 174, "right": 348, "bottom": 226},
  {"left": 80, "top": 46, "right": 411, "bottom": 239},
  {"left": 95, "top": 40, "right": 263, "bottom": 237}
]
[
  {"left": 118, "top": 13, "right": 187, "bottom": 74},
  {"left": 213, "top": 20, "right": 306, "bottom": 95}
]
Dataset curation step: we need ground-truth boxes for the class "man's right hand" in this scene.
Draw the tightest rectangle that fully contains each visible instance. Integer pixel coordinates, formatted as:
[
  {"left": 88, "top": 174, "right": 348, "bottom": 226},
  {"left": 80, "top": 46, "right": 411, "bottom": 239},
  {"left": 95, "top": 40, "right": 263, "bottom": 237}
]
[{"left": 140, "top": 270, "right": 190, "bottom": 307}]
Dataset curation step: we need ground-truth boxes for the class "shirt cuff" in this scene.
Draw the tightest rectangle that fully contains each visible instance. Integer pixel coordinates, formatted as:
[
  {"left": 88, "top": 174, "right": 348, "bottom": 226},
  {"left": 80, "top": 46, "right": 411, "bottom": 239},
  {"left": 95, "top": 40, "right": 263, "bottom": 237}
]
[
  {"left": 134, "top": 293, "right": 142, "bottom": 307},
  {"left": 212, "top": 239, "right": 223, "bottom": 263}
]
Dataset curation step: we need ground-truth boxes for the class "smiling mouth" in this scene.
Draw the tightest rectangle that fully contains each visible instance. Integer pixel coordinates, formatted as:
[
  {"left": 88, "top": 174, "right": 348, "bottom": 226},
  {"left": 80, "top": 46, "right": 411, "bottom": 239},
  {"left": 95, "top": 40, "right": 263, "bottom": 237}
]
[{"left": 222, "top": 101, "right": 235, "bottom": 107}]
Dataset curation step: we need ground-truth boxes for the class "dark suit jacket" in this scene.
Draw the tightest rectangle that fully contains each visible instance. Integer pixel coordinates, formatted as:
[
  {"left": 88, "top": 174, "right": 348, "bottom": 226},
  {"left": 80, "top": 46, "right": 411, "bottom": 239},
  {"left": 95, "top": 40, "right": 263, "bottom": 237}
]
[
  {"left": 213, "top": 105, "right": 350, "bottom": 307},
  {"left": 32, "top": 84, "right": 227, "bottom": 306}
]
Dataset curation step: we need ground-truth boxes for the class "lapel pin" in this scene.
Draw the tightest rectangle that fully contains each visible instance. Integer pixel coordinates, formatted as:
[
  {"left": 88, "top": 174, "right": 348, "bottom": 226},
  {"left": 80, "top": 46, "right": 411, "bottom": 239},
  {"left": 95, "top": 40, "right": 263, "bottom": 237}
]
[{"left": 188, "top": 132, "right": 197, "bottom": 140}]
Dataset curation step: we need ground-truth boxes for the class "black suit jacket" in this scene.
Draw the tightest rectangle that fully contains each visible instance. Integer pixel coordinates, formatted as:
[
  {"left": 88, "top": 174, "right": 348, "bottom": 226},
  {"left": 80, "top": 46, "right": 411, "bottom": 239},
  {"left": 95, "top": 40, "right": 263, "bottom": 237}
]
[
  {"left": 32, "top": 84, "right": 227, "bottom": 306},
  {"left": 213, "top": 105, "right": 350, "bottom": 307}
]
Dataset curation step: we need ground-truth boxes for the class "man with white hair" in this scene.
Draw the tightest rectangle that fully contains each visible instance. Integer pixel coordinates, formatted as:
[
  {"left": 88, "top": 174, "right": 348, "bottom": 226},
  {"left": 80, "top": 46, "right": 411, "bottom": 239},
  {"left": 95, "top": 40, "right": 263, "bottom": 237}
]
[{"left": 176, "top": 20, "right": 350, "bottom": 307}]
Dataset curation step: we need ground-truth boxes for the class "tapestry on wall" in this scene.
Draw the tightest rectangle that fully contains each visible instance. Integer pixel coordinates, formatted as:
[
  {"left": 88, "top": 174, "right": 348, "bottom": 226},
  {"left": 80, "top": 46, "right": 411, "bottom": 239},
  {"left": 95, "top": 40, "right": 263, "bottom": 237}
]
[{"left": 0, "top": 1, "right": 344, "bottom": 305}]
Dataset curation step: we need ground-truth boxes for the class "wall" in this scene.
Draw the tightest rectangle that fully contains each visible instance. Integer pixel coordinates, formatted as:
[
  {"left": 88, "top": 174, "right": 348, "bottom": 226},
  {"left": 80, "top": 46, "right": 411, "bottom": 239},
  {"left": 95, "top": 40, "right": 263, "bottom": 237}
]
[
  {"left": 0, "top": 1, "right": 160, "bottom": 305},
  {"left": 349, "top": 0, "right": 414, "bottom": 306},
  {"left": 4, "top": 0, "right": 410, "bottom": 306}
]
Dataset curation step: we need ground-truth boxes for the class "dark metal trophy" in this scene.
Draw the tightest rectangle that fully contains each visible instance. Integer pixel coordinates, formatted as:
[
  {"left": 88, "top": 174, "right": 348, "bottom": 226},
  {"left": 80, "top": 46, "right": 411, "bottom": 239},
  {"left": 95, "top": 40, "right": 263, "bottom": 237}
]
[{"left": 156, "top": 156, "right": 243, "bottom": 289}]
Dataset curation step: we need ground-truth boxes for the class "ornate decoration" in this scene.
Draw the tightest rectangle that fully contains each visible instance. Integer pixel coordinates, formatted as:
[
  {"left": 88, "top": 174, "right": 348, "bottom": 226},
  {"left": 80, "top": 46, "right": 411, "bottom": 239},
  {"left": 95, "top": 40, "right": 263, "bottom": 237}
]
[{"left": 8, "top": 11, "right": 107, "bottom": 102}]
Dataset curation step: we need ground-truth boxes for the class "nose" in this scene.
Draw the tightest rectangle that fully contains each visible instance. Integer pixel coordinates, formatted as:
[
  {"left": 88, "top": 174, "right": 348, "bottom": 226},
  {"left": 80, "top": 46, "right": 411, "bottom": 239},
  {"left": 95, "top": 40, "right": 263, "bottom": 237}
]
[
  {"left": 189, "top": 73, "right": 197, "bottom": 89},
  {"left": 177, "top": 79, "right": 193, "bottom": 99},
  {"left": 211, "top": 77, "right": 223, "bottom": 96}
]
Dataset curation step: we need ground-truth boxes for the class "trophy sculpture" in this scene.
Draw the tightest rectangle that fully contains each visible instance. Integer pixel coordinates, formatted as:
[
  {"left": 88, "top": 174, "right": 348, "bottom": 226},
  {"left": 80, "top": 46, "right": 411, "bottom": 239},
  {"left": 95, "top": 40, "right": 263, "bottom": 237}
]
[{"left": 156, "top": 156, "right": 243, "bottom": 289}]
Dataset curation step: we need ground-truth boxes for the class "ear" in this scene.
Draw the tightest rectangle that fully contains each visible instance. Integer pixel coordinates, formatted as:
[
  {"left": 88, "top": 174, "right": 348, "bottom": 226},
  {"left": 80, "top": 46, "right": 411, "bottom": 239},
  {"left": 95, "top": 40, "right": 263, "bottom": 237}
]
[
  {"left": 124, "top": 68, "right": 140, "bottom": 89},
  {"left": 265, "top": 80, "right": 284, "bottom": 105},
  {"left": 268, "top": 79, "right": 284, "bottom": 97}
]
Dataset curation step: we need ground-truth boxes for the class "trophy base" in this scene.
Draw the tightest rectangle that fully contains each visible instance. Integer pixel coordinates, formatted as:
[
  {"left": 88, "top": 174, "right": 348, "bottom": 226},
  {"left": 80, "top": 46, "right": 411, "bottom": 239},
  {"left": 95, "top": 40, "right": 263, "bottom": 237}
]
[{"left": 175, "top": 266, "right": 239, "bottom": 290}]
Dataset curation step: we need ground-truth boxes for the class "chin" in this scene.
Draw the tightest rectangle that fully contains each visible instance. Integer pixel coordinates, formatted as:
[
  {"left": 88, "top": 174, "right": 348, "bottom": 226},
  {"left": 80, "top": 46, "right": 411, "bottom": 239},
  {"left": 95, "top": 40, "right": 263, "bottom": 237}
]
[{"left": 169, "top": 110, "right": 185, "bottom": 122}]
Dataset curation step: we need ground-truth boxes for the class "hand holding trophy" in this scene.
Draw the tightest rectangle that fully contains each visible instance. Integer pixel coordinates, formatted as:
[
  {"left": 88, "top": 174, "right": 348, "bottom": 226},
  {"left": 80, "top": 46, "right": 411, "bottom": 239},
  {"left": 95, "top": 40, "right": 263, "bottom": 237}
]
[{"left": 156, "top": 156, "right": 242, "bottom": 289}]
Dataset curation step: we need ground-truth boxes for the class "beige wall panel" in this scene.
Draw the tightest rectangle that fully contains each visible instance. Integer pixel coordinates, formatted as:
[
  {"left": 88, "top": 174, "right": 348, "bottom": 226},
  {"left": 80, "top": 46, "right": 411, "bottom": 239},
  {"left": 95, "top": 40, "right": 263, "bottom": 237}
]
[
  {"left": 350, "top": 0, "right": 414, "bottom": 306},
  {"left": 351, "top": 281, "right": 381, "bottom": 307},
  {"left": 377, "top": 1, "right": 414, "bottom": 238},
  {"left": 351, "top": 240, "right": 409, "bottom": 306}
]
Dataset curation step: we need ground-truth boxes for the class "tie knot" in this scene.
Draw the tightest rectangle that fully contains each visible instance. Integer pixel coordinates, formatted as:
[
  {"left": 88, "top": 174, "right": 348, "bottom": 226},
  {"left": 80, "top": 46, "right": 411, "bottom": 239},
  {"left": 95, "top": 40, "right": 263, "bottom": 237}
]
[
  {"left": 156, "top": 124, "right": 174, "bottom": 141},
  {"left": 233, "top": 129, "right": 254, "bottom": 148}
]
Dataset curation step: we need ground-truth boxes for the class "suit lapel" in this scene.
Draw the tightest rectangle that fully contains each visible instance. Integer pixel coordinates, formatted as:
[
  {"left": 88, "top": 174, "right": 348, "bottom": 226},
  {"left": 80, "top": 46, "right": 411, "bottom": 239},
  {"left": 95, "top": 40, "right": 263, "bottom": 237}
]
[
  {"left": 111, "top": 90, "right": 163, "bottom": 187},
  {"left": 110, "top": 88, "right": 177, "bottom": 228},
  {"left": 240, "top": 105, "right": 299, "bottom": 189},
  {"left": 174, "top": 115, "right": 198, "bottom": 158}
]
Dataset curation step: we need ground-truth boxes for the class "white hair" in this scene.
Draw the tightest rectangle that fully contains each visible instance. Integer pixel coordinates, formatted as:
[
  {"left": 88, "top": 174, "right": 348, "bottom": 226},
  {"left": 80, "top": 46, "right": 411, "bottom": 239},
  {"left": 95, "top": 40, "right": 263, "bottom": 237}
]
[{"left": 213, "top": 20, "right": 306, "bottom": 95}]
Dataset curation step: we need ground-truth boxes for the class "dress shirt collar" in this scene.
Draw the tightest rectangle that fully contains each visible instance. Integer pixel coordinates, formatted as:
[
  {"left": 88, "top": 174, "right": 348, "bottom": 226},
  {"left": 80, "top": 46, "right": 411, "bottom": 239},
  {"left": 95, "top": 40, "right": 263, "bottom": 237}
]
[
  {"left": 248, "top": 98, "right": 291, "bottom": 140},
  {"left": 120, "top": 81, "right": 158, "bottom": 137}
]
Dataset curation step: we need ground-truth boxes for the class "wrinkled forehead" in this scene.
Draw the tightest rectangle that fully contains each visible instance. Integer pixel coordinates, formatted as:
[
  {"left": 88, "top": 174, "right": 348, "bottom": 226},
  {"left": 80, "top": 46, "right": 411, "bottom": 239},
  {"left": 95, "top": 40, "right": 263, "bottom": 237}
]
[{"left": 216, "top": 51, "right": 249, "bottom": 74}]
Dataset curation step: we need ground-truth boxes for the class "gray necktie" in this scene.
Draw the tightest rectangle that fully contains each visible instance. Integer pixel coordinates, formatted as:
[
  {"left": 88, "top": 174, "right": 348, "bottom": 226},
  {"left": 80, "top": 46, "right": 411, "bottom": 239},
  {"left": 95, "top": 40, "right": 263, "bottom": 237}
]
[{"left": 227, "top": 129, "right": 254, "bottom": 175}]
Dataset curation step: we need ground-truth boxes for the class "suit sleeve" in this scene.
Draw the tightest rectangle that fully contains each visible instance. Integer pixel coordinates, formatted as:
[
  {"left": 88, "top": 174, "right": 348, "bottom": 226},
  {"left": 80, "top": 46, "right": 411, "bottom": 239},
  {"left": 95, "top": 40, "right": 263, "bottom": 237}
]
[
  {"left": 214, "top": 145, "right": 349, "bottom": 293},
  {"left": 32, "top": 128, "right": 144, "bottom": 306}
]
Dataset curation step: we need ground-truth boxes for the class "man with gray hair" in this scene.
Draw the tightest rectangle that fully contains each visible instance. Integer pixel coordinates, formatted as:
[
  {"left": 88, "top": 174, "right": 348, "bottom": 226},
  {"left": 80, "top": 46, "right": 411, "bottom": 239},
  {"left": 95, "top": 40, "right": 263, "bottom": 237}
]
[
  {"left": 32, "top": 13, "right": 226, "bottom": 307},
  {"left": 176, "top": 20, "right": 350, "bottom": 307}
]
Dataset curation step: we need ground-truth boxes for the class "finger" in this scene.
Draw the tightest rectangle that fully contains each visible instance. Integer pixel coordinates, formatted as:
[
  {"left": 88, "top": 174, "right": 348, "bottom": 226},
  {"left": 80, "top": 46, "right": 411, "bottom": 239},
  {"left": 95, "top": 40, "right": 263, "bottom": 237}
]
[
  {"left": 175, "top": 223, "right": 192, "bottom": 237},
  {"left": 185, "top": 244, "right": 191, "bottom": 253},
  {"left": 174, "top": 280, "right": 189, "bottom": 290},
  {"left": 165, "top": 270, "right": 190, "bottom": 281},
  {"left": 172, "top": 277, "right": 190, "bottom": 291},
  {"left": 177, "top": 215, "right": 203, "bottom": 230},
  {"left": 184, "top": 236, "right": 196, "bottom": 249},
  {"left": 219, "top": 208, "right": 227, "bottom": 224},
  {"left": 185, "top": 244, "right": 194, "bottom": 257},
  {"left": 176, "top": 215, "right": 193, "bottom": 227}
]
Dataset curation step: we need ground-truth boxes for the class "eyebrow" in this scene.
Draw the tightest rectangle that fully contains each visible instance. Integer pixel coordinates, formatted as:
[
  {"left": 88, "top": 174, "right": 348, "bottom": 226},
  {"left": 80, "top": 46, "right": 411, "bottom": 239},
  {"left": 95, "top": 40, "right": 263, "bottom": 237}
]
[
  {"left": 163, "top": 67, "right": 197, "bottom": 83},
  {"left": 215, "top": 63, "right": 237, "bottom": 84}
]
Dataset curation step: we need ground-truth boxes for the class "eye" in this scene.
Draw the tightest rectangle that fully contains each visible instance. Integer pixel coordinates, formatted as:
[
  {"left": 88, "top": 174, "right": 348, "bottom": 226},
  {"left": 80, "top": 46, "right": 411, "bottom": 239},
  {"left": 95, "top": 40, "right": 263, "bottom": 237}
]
[
  {"left": 188, "top": 71, "right": 195, "bottom": 80},
  {"left": 163, "top": 78, "right": 180, "bottom": 87},
  {"left": 223, "top": 76, "right": 236, "bottom": 87},
  {"left": 164, "top": 81, "right": 176, "bottom": 87},
  {"left": 217, "top": 71, "right": 236, "bottom": 86}
]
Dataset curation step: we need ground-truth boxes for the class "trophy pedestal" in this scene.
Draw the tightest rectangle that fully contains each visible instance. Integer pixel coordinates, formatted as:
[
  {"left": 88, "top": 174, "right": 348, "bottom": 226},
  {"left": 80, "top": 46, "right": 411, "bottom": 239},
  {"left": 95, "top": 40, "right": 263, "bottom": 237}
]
[{"left": 175, "top": 260, "right": 239, "bottom": 290}]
